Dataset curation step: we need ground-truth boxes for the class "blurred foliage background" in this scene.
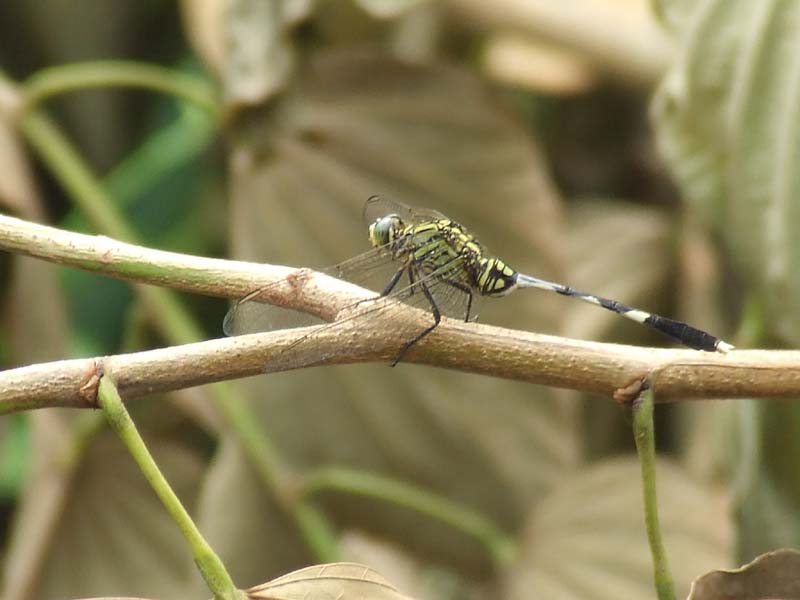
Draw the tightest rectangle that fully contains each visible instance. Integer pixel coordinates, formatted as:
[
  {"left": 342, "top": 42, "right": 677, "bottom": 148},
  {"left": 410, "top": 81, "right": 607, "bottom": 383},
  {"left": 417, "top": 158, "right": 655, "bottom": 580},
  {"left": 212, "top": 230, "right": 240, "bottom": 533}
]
[{"left": 1, "top": 1, "right": 799, "bottom": 599}]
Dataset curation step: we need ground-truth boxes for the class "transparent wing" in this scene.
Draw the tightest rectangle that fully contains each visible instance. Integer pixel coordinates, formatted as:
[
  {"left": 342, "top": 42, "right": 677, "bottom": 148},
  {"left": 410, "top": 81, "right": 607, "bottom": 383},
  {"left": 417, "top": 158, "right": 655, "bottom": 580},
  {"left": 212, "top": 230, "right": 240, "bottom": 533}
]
[
  {"left": 223, "top": 245, "right": 399, "bottom": 336},
  {"left": 226, "top": 197, "right": 479, "bottom": 371},
  {"left": 253, "top": 254, "right": 480, "bottom": 373},
  {"left": 380, "top": 255, "right": 482, "bottom": 322},
  {"left": 225, "top": 198, "right": 458, "bottom": 337},
  {"left": 226, "top": 196, "right": 456, "bottom": 337},
  {"left": 362, "top": 195, "right": 447, "bottom": 229},
  {"left": 224, "top": 247, "right": 479, "bottom": 330}
]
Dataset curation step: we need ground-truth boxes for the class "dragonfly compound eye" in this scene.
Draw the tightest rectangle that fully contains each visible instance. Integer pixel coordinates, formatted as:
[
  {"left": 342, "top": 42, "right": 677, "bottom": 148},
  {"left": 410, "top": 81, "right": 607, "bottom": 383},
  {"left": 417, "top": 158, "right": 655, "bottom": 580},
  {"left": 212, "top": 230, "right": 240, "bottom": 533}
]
[{"left": 369, "top": 214, "right": 404, "bottom": 248}]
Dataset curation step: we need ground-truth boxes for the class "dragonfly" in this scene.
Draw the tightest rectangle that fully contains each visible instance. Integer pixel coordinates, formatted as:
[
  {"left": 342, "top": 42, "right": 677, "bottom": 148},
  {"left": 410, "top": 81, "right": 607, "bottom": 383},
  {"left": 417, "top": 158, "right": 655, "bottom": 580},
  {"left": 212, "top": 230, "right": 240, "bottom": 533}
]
[{"left": 223, "top": 196, "right": 733, "bottom": 371}]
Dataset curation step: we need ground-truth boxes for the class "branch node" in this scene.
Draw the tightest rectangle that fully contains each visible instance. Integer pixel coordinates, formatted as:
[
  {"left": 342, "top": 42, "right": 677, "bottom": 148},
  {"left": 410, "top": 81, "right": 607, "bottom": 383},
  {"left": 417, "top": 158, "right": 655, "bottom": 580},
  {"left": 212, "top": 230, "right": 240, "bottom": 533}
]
[
  {"left": 614, "top": 375, "right": 648, "bottom": 405},
  {"left": 78, "top": 358, "right": 103, "bottom": 407}
]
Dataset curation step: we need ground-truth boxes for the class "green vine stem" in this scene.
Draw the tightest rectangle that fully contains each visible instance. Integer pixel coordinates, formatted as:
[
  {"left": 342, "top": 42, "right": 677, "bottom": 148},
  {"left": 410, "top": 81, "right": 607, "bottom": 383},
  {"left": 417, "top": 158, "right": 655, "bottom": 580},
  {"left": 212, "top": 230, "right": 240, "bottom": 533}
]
[
  {"left": 21, "top": 60, "right": 218, "bottom": 113},
  {"left": 302, "top": 466, "right": 516, "bottom": 567},
  {"left": 97, "top": 373, "right": 244, "bottom": 600},
  {"left": 632, "top": 384, "right": 676, "bottom": 600},
  {"left": 8, "top": 67, "right": 340, "bottom": 562}
]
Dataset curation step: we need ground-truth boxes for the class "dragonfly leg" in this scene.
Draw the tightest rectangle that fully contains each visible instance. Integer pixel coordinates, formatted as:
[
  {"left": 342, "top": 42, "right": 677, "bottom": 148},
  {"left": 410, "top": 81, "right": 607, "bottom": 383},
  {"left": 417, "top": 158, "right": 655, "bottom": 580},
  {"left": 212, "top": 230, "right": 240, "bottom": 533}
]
[
  {"left": 354, "top": 264, "right": 408, "bottom": 310},
  {"left": 381, "top": 264, "right": 407, "bottom": 297},
  {"left": 406, "top": 268, "right": 416, "bottom": 295},
  {"left": 390, "top": 277, "right": 441, "bottom": 366}
]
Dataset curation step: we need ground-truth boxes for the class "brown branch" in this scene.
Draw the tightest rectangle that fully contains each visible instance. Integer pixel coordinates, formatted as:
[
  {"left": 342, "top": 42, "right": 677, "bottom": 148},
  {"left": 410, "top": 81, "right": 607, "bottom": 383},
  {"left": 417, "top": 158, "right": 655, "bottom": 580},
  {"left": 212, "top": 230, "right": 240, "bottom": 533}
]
[
  {"left": 3, "top": 316, "right": 800, "bottom": 414},
  {"left": 2, "top": 213, "right": 800, "bottom": 414}
]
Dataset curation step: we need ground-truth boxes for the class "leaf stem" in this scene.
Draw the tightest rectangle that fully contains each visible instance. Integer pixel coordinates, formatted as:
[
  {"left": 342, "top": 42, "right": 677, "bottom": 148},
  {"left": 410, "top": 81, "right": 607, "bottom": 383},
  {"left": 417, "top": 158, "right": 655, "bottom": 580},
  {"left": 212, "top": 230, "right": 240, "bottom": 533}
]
[
  {"left": 13, "top": 74, "right": 340, "bottom": 562},
  {"left": 632, "top": 385, "right": 676, "bottom": 600},
  {"left": 220, "top": 399, "right": 340, "bottom": 561},
  {"left": 20, "top": 110, "right": 202, "bottom": 342},
  {"left": 21, "top": 60, "right": 218, "bottom": 113},
  {"left": 301, "top": 466, "right": 516, "bottom": 567},
  {"left": 97, "top": 372, "right": 244, "bottom": 600}
]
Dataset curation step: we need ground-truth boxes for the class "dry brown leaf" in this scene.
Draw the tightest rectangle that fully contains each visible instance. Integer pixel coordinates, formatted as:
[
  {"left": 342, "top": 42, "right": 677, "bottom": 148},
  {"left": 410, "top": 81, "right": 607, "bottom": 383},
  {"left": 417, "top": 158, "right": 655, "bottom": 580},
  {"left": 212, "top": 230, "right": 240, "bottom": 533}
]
[
  {"left": 247, "top": 562, "right": 415, "bottom": 600},
  {"left": 688, "top": 548, "right": 800, "bottom": 600}
]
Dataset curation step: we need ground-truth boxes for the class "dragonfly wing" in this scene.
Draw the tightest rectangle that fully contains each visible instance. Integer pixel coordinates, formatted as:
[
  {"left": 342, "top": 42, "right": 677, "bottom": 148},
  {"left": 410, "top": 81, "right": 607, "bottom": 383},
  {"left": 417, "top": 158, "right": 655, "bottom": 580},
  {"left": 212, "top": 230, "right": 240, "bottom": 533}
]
[
  {"left": 325, "top": 246, "right": 400, "bottom": 292},
  {"left": 350, "top": 254, "right": 477, "bottom": 320},
  {"left": 363, "top": 195, "right": 446, "bottom": 228},
  {"left": 227, "top": 197, "right": 456, "bottom": 338},
  {"left": 261, "top": 255, "right": 477, "bottom": 373},
  {"left": 427, "top": 272, "right": 483, "bottom": 322},
  {"left": 223, "top": 247, "right": 397, "bottom": 337},
  {"left": 223, "top": 289, "right": 328, "bottom": 336}
]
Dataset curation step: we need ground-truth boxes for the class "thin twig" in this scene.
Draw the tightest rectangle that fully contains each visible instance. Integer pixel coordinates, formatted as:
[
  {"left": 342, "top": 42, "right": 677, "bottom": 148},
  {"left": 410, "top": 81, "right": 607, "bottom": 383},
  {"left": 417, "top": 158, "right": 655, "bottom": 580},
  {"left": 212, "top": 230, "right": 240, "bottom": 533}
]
[{"left": 2, "top": 213, "right": 800, "bottom": 414}]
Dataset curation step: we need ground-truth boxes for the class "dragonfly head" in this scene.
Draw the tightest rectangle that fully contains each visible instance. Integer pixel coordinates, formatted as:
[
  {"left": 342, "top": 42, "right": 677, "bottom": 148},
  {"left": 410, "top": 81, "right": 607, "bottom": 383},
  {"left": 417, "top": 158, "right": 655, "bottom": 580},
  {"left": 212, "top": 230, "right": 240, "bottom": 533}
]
[{"left": 368, "top": 214, "right": 405, "bottom": 248}]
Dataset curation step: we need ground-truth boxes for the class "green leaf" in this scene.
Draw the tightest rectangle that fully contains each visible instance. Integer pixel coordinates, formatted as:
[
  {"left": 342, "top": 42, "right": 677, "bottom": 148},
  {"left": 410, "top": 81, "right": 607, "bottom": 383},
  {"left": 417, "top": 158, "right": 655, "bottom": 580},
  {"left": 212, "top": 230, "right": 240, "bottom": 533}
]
[
  {"left": 561, "top": 199, "right": 672, "bottom": 346},
  {"left": 652, "top": 0, "right": 800, "bottom": 345},
  {"left": 0, "top": 415, "right": 30, "bottom": 499}
]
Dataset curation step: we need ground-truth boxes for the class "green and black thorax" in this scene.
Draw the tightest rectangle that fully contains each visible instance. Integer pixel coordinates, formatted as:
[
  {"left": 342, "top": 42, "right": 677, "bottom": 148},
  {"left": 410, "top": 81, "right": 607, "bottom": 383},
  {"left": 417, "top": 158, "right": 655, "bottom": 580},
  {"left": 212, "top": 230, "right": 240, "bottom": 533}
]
[{"left": 368, "top": 214, "right": 518, "bottom": 297}]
